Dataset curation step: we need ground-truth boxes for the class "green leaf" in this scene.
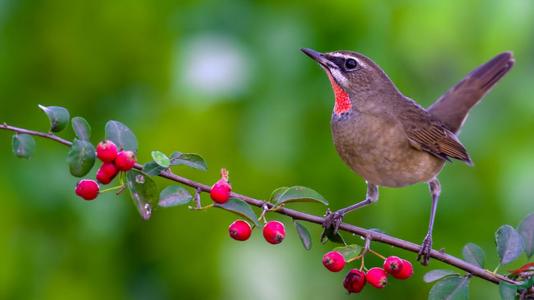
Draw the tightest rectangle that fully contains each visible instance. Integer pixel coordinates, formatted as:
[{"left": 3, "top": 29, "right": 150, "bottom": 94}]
[
  {"left": 66, "top": 139, "right": 96, "bottom": 177},
  {"left": 518, "top": 213, "right": 534, "bottom": 258},
  {"left": 499, "top": 281, "right": 517, "bottom": 300},
  {"left": 333, "top": 244, "right": 362, "bottom": 261},
  {"left": 105, "top": 120, "right": 138, "bottom": 153},
  {"left": 143, "top": 161, "right": 165, "bottom": 176},
  {"left": 428, "top": 275, "right": 470, "bottom": 300},
  {"left": 38, "top": 105, "right": 70, "bottom": 132},
  {"left": 71, "top": 116, "right": 91, "bottom": 141},
  {"left": 320, "top": 227, "right": 345, "bottom": 245},
  {"left": 424, "top": 270, "right": 458, "bottom": 283},
  {"left": 170, "top": 152, "right": 207, "bottom": 171},
  {"left": 158, "top": 186, "right": 192, "bottom": 208},
  {"left": 496, "top": 225, "right": 524, "bottom": 264},
  {"left": 12, "top": 134, "right": 35, "bottom": 159},
  {"left": 294, "top": 221, "right": 312, "bottom": 250},
  {"left": 269, "top": 187, "right": 289, "bottom": 203},
  {"left": 273, "top": 186, "right": 328, "bottom": 205},
  {"left": 126, "top": 169, "right": 157, "bottom": 220},
  {"left": 151, "top": 151, "right": 170, "bottom": 168},
  {"left": 215, "top": 198, "right": 259, "bottom": 226},
  {"left": 462, "top": 243, "right": 485, "bottom": 268}
]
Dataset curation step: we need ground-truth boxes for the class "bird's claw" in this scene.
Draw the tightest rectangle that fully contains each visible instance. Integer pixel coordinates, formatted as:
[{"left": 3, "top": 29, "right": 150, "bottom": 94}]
[
  {"left": 417, "top": 234, "right": 433, "bottom": 265},
  {"left": 323, "top": 209, "right": 344, "bottom": 233}
]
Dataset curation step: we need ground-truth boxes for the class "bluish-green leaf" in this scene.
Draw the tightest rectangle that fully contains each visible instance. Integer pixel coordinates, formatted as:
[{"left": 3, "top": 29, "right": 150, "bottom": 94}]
[
  {"left": 294, "top": 221, "right": 312, "bottom": 250},
  {"left": 499, "top": 281, "right": 517, "bottom": 300},
  {"left": 333, "top": 244, "right": 362, "bottom": 261},
  {"left": 424, "top": 270, "right": 458, "bottom": 283},
  {"left": 518, "top": 213, "right": 534, "bottom": 258},
  {"left": 269, "top": 187, "right": 289, "bottom": 203},
  {"left": 159, "top": 186, "right": 192, "bottom": 207},
  {"left": 496, "top": 225, "right": 524, "bottom": 264},
  {"left": 126, "top": 169, "right": 157, "bottom": 220},
  {"left": 38, "top": 105, "right": 70, "bottom": 132},
  {"left": 215, "top": 198, "right": 259, "bottom": 226},
  {"left": 273, "top": 186, "right": 328, "bottom": 205},
  {"left": 151, "top": 151, "right": 170, "bottom": 168},
  {"left": 170, "top": 152, "right": 207, "bottom": 171},
  {"left": 320, "top": 227, "right": 345, "bottom": 245},
  {"left": 12, "top": 134, "right": 35, "bottom": 159},
  {"left": 428, "top": 275, "right": 469, "bottom": 300},
  {"left": 143, "top": 161, "right": 165, "bottom": 176},
  {"left": 105, "top": 120, "right": 138, "bottom": 153},
  {"left": 71, "top": 116, "right": 91, "bottom": 141},
  {"left": 66, "top": 139, "right": 96, "bottom": 177},
  {"left": 462, "top": 243, "right": 485, "bottom": 268}
]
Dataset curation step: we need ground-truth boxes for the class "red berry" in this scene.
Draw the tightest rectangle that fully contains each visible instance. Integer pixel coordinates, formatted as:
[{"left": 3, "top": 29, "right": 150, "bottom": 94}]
[
  {"left": 210, "top": 168, "right": 232, "bottom": 204},
  {"left": 343, "top": 269, "right": 366, "bottom": 294},
  {"left": 366, "top": 267, "right": 388, "bottom": 288},
  {"left": 75, "top": 179, "right": 99, "bottom": 200},
  {"left": 96, "top": 162, "right": 119, "bottom": 184},
  {"left": 96, "top": 140, "right": 118, "bottom": 162},
  {"left": 262, "top": 220, "right": 285, "bottom": 244},
  {"left": 384, "top": 256, "right": 404, "bottom": 275},
  {"left": 228, "top": 220, "right": 252, "bottom": 241},
  {"left": 115, "top": 150, "right": 136, "bottom": 171},
  {"left": 391, "top": 259, "right": 413, "bottom": 280},
  {"left": 322, "top": 251, "right": 346, "bottom": 272}
]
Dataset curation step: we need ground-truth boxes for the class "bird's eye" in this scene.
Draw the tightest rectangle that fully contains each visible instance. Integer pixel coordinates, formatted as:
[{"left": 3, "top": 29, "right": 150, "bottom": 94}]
[{"left": 345, "top": 58, "right": 358, "bottom": 70}]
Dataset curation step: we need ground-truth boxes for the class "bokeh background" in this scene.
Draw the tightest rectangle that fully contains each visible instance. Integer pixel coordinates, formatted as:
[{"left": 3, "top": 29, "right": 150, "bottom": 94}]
[{"left": 0, "top": 0, "right": 533, "bottom": 299}]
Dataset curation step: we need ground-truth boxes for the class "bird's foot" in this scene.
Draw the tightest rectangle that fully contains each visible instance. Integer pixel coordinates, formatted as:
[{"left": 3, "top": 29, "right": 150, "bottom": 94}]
[
  {"left": 417, "top": 234, "right": 433, "bottom": 266},
  {"left": 323, "top": 209, "right": 344, "bottom": 233}
]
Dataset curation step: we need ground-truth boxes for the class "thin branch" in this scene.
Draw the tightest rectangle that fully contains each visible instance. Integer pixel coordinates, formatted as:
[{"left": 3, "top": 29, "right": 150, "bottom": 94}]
[{"left": 0, "top": 123, "right": 518, "bottom": 285}]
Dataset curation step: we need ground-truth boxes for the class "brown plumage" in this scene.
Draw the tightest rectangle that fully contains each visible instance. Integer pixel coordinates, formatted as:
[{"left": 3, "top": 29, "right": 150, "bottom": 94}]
[{"left": 301, "top": 48, "right": 514, "bottom": 264}]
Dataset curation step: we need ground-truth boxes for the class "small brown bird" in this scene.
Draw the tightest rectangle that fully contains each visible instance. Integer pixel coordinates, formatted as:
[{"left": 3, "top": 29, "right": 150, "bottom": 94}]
[{"left": 302, "top": 48, "right": 514, "bottom": 264}]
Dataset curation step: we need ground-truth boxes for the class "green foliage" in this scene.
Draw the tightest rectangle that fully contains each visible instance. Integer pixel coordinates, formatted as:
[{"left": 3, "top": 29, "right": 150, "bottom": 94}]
[
  {"left": 126, "top": 169, "right": 157, "bottom": 220},
  {"left": 66, "top": 139, "right": 95, "bottom": 177},
  {"left": 496, "top": 225, "right": 524, "bottom": 265},
  {"left": 215, "top": 198, "right": 259, "bottom": 226},
  {"left": 38, "top": 105, "right": 70, "bottom": 132},
  {"left": 333, "top": 244, "right": 362, "bottom": 261},
  {"left": 71, "top": 117, "right": 91, "bottom": 141},
  {"left": 159, "top": 186, "right": 192, "bottom": 207},
  {"left": 423, "top": 270, "right": 458, "bottom": 283},
  {"left": 320, "top": 226, "right": 345, "bottom": 245},
  {"left": 151, "top": 150, "right": 171, "bottom": 168},
  {"left": 462, "top": 243, "right": 485, "bottom": 268},
  {"left": 499, "top": 282, "right": 517, "bottom": 300},
  {"left": 105, "top": 120, "right": 138, "bottom": 153},
  {"left": 270, "top": 186, "right": 328, "bottom": 205},
  {"left": 294, "top": 220, "right": 312, "bottom": 250},
  {"left": 518, "top": 213, "right": 534, "bottom": 258},
  {"left": 11, "top": 134, "right": 35, "bottom": 159},
  {"left": 428, "top": 275, "right": 470, "bottom": 300},
  {"left": 170, "top": 152, "right": 207, "bottom": 171}
]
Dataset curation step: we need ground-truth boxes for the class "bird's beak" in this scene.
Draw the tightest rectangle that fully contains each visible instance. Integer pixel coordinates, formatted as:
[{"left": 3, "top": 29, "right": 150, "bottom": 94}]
[{"left": 301, "top": 48, "right": 337, "bottom": 70}]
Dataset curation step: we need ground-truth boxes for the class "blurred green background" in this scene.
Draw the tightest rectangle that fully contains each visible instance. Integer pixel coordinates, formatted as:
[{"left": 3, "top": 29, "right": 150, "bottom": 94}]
[{"left": 0, "top": 0, "right": 533, "bottom": 299}]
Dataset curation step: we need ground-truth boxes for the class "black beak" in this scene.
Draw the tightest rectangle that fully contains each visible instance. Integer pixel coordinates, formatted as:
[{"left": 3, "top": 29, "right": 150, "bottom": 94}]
[{"left": 301, "top": 48, "right": 337, "bottom": 70}]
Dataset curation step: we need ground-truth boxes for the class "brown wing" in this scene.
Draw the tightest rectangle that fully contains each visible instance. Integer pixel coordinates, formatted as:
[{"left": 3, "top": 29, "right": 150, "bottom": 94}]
[
  {"left": 428, "top": 52, "right": 514, "bottom": 133},
  {"left": 400, "top": 100, "right": 472, "bottom": 165}
]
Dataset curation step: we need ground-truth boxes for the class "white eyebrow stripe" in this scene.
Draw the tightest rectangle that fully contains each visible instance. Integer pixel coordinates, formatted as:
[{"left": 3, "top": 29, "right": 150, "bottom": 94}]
[{"left": 329, "top": 53, "right": 366, "bottom": 68}]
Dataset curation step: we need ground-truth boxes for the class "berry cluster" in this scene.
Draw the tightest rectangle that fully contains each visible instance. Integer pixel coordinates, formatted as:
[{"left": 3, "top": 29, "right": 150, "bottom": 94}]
[
  {"left": 74, "top": 140, "right": 136, "bottom": 200},
  {"left": 322, "top": 251, "right": 413, "bottom": 294}
]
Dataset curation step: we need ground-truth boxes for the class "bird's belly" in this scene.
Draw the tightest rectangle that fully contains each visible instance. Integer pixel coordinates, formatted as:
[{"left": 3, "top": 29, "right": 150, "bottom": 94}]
[{"left": 332, "top": 113, "right": 445, "bottom": 187}]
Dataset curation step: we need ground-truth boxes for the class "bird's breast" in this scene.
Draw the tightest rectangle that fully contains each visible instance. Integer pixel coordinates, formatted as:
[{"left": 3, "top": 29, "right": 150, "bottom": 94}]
[{"left": 331, "top": 111, "right": 444, "bottom": 187}]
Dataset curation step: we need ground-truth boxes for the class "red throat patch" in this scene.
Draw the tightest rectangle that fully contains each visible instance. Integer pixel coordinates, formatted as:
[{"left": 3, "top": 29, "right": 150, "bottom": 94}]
[{"left": 327, "top": 73, "right": 351, "bottom": 115}]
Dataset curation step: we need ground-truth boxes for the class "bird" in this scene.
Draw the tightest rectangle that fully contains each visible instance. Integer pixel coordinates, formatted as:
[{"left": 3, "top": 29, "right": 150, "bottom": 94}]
[{"left": 301, "top": 48, "right": 514, "bottom": 265}]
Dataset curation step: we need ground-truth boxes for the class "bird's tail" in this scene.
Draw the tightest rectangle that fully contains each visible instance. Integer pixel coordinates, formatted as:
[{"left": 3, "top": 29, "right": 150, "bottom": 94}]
[{"left": 428, "top": 52, "right": 515, "bottom": 133}]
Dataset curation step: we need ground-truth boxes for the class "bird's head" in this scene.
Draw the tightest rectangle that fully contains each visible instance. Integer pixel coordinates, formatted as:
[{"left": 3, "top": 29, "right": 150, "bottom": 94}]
[{"left": 301, "top": 48, "right": 396, "bottom": 114}]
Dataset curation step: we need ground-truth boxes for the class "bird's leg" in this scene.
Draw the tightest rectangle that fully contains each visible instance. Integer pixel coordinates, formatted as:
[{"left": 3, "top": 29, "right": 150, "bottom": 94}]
[
  {"left": 323, "top": 183, "right": 379, "bottom": 233},
  {"left": 417, "top": 178, "right": 441, "bottom": 265}
]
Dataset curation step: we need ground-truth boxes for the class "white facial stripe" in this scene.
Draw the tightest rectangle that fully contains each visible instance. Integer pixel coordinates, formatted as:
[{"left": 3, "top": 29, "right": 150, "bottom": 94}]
[
  {"left": 330, "top": 52, "right": 367, "bottom": 68},
  {"left": 330, "top": 68, "right": 348, "bottom": 85}
]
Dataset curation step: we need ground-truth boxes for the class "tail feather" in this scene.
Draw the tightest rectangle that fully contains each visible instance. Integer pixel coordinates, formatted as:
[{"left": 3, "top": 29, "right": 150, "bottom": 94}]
[{"left": 428, "top": 52, "right": 515, "bottom": 133}]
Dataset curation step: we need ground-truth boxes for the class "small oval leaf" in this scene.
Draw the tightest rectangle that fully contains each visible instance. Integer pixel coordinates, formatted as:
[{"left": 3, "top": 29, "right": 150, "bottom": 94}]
[
  {"left": 496, "top": 225, "right": 524, "bottom": 264},
  {"left": 424, "top": 270, "right": 458, "bottom": 283},
  {"left": 320, "top": 227, "right": 345, "bottom": 245},
  {"left": 170, "top": 152, "right": 207, "bottom": 171},
  {"left": 428, "top": 275, "right": 469, "bottom": 300},
  {"left": 333, "top": 244, "right": 362, "bottom": 261},
  {"left": 126, "top": 169, "right": 157, "bottom": 220},
  {"left": 143, "top": 161, "right": 165, "bottom": 176},
  {"left": 66, "top": 139, "right": 96, "bottom": 177},
  {"left": 215, "top": 198, "right": 259, "bottom": 226},
  {"left": 105, "top": 120, "right": 138, "bottom": 153},
  {"left": 151, "top": 151, "right": 170, "bottom": 168},
  {"left": 12, "top": 134, "right": 36, "bottom": 159},
  {"left": 274, "top": 186, "right": 328, "bottom": 205},
  {"left": 270, "top": 187, "right": 289, "bottom": 203},
  {"left": 518, "top": 213, "right": 534, "bottom": 258},
  {"left": 71, "top": 116, "right": 91, "bottom": 141},
  {"left": 462, "top": 243, "right": 485, "bottom": 268},
  {"left": 294, "top": 221, "right": 312, "bottom": 250},
  {"left": 38, "top": 105, "right": 70, "bottom": 132},
  {"left": 499, "top": 281, "right": 517, "bottom": 300},
  {"left": 159, "top": 186, "right": 192, "bottom": 207}
]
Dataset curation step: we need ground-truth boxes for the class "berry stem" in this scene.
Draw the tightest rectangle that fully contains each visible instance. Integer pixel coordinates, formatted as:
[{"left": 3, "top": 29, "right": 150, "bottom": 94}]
[
  {"left": 368, "top": 249, "right": 386, "bottom": 260},
  {"left": 190, "top": 203, "right": 213, "bottom": 211},
  {"left": 100, "top": 184, "right": 125, "bottom": 193}
]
